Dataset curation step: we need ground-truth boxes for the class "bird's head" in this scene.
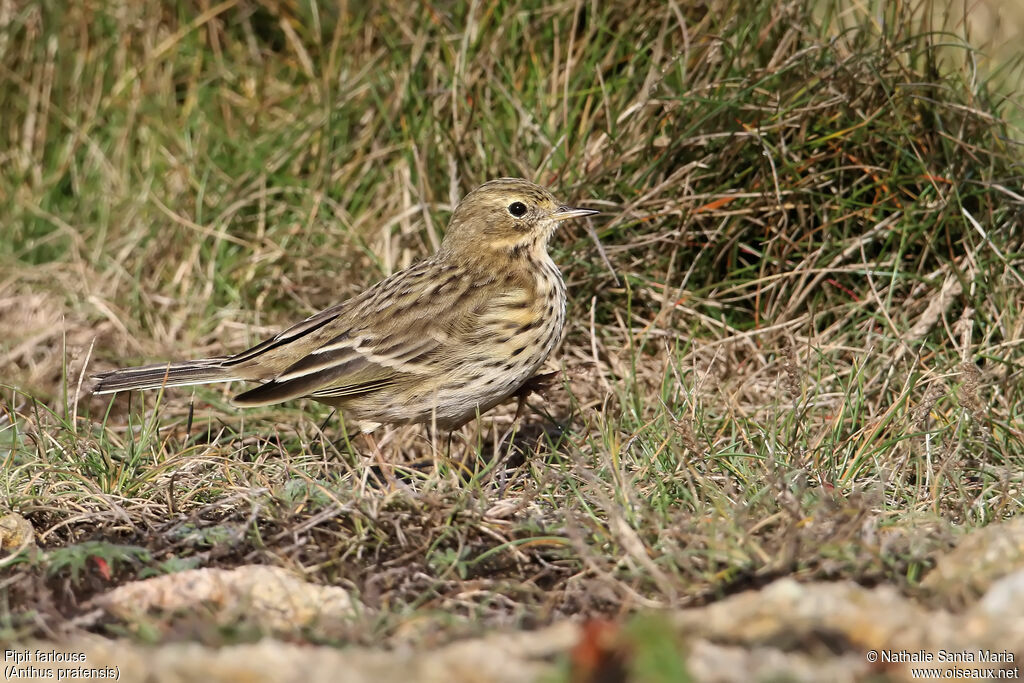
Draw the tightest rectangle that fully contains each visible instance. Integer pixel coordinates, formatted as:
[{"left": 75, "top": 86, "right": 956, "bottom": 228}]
[{"left": 439, "top": 178, "right": 597, "bottom": 259}]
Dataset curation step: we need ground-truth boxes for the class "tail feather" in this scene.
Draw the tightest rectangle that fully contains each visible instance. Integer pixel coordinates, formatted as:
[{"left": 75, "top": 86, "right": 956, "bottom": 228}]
[{"left": 91, "top": 358, "right": 239, "bottom": 394}]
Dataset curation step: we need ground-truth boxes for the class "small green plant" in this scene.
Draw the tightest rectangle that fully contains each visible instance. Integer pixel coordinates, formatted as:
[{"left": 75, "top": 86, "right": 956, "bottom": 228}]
[{"left": 45, "top": 541, "right": 151, "bottom": 583}]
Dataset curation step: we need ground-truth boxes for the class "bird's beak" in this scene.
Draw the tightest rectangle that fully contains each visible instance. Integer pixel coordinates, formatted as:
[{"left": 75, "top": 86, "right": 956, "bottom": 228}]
[{"left": 552, "top": 206, "right": 599, "bottom": 221}]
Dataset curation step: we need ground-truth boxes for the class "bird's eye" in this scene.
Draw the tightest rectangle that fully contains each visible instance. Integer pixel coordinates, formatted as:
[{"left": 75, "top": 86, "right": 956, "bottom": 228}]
[{"left": 507, "top": 201, "right": 527, "bottom": 217}]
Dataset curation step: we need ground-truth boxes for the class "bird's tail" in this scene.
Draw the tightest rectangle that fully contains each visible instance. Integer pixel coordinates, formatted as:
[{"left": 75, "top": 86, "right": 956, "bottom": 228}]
[{"left": 90, "top": 358, "right": 239, "bottom": 394}]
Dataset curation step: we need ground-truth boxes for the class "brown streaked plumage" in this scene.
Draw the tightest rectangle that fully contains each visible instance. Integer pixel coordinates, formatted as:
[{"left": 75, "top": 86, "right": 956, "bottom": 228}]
[{"left": 90, "top": 178, "right": 597, "bottom": 431}]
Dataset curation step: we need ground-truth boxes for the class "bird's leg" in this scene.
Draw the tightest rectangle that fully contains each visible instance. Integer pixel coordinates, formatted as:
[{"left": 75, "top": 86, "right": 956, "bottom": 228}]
[
  {"left": 433, "top": 424, "right": 458, "bottom": 476},
  {"left": 444, "top": 429, "right": 470, "bottom": 478},
  {"left": 497, "top": 371, "right": 562, "bottom": 474},
  {"left": 360, "top": 431, "right": 398, "bottom": 490},
  {"left": 512, "top": 370, "right": 559, "bottom": 421}
]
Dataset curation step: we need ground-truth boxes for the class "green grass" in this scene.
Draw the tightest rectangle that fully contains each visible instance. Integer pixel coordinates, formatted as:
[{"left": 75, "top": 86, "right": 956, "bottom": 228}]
[{"left": 1, "top": 0, "right": 1023, "bottom": 672}]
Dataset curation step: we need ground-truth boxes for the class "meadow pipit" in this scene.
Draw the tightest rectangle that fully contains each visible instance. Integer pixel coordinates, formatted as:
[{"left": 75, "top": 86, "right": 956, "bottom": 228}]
[{"left": 91, "top": 178, "right": 597, "bottom": 432}]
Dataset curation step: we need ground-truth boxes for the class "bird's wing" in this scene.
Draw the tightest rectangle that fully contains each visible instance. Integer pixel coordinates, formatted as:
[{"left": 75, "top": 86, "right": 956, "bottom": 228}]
[{"left": 229, "top": 261, "right": 504, "bottom": 406}]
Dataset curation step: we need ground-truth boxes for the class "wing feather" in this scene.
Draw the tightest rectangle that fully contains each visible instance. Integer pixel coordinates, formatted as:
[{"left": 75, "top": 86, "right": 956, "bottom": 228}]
[
  {"left": 223, "top": 306, "right": 346, "bottom": 367},
  {"left": 228, "top": 260, "right": 511, "bottom": 407}
]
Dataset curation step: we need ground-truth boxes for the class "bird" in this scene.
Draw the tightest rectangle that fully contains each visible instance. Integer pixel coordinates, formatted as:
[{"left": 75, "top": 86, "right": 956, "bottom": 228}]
[{"left": 90, "top": 178, "right": 598, "bottom": 433}]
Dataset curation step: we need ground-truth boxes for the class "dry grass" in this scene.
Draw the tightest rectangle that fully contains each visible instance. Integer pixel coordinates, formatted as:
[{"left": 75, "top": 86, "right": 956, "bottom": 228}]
[{"left": 2, "top": 0, "right": 1023, "bottom": 665}]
